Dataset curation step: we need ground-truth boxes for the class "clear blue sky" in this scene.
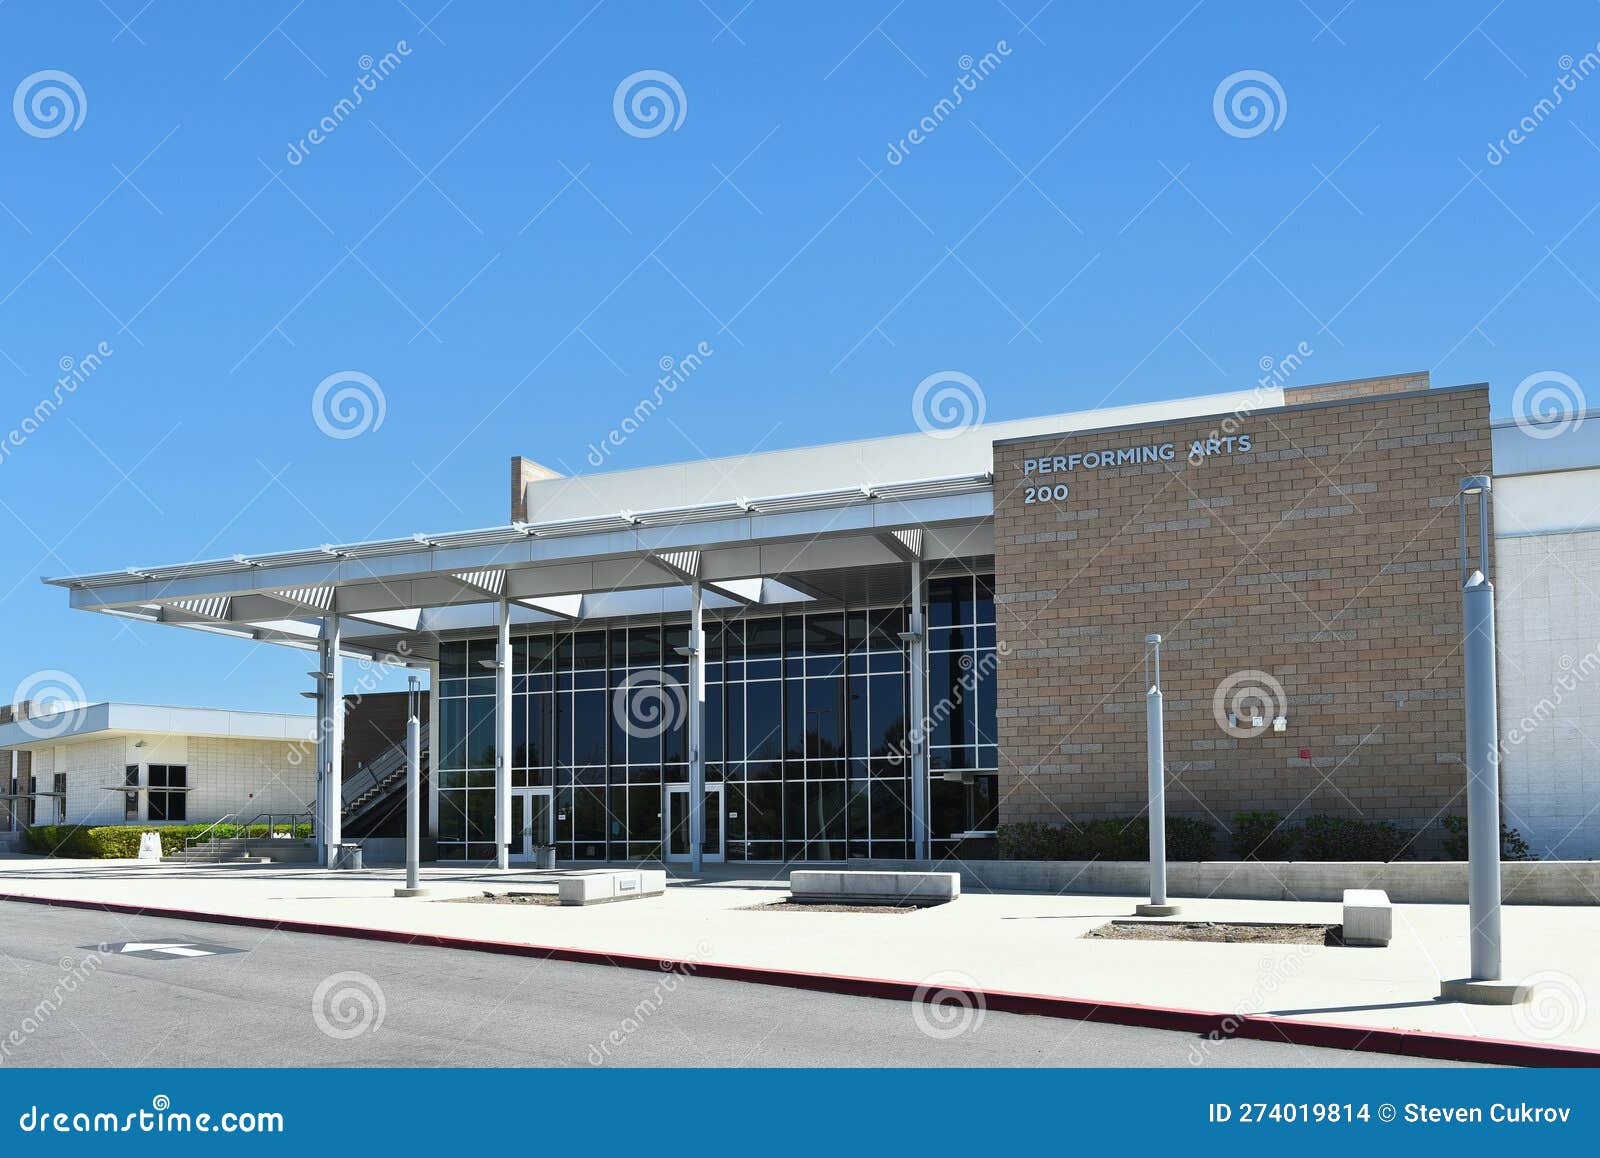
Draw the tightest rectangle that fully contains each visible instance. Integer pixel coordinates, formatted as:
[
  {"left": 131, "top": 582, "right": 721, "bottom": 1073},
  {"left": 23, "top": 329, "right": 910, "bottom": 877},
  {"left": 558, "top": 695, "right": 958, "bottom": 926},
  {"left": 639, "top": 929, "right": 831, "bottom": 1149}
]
[{"left": 2, "top": 1, "right": 1596, "bottom": 713}]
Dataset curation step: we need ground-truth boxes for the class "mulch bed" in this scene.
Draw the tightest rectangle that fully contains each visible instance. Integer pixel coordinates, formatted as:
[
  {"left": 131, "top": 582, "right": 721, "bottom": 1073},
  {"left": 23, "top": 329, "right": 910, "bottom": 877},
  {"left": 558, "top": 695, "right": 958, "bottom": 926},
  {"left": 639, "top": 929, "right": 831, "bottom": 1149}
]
[
  {"left": 742, "top": 900, "right": 923, "bottom": 914},
  {"left": 1086, "top": 920, "right": 1342, "bottom": 945},
  {"left": 442, "top": 891, "right": 560, "bottom": 906}
]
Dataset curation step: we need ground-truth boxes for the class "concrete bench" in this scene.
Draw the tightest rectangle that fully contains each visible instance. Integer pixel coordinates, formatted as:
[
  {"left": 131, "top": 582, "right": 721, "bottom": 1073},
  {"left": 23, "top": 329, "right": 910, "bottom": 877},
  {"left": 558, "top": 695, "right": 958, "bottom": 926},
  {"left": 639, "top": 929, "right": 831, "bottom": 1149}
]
[
  {"left": 1341, "top": 888, "right": 1392, "bottom": 947},
  {"left": 558, "top": 869, "right": 667, "bottom": 907},
  {"left": 790, "top": 870, "right": 959, "bottom": 907}
]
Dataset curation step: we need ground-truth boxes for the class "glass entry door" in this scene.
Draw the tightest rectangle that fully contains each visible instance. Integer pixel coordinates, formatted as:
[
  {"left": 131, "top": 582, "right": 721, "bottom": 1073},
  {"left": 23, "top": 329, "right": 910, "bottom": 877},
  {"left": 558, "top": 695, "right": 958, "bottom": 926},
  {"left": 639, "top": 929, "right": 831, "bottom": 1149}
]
[
  {"left": 665, "top": 783, "right": 723, "bottom": 863},
  {"left": 510, "top": 788, "right": 553, "bottom": 863}
]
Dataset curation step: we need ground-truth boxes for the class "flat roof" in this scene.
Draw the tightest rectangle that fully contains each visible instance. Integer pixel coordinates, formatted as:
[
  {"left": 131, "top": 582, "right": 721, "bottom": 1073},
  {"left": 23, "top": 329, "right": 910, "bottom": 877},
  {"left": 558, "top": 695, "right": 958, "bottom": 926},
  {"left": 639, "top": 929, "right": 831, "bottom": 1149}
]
[
  {"left": 520, "top": 386, "right": 1282, "bottom": 524},
  {"left": 34, "top": 375, "right": 1522, "bottom": 664},
  {"left": 0, "top": 703, "right": 316, "bottom": 750}
]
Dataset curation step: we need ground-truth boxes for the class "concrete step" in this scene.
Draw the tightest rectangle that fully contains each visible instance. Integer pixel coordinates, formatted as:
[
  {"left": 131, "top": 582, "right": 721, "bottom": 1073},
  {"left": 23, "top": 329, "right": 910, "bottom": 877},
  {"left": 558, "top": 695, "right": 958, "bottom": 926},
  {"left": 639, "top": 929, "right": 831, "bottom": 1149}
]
[{"left": 173, "top": 839, "right": 318, "bottom": 864}]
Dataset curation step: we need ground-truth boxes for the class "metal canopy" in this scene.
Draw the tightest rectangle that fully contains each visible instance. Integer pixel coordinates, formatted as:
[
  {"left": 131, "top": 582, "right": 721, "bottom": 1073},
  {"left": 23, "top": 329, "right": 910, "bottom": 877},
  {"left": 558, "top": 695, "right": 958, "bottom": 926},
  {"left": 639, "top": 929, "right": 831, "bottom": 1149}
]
[{"left": 44, "top": 473, "right": 996, "bottom": 663}]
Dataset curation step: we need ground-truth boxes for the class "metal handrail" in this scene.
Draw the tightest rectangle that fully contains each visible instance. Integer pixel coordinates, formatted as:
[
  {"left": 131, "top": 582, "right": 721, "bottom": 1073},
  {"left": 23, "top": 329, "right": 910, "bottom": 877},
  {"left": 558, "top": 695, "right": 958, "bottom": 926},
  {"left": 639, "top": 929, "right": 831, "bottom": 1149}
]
[
  {"left": 341, "top": 731, "right": 430, "bottom": 814},
  {"left": 181, "top": 813, "right": 236, "bottom": 857},
  {"left": 341, "top": 737, "right": 415, "bottom": 806},
  {"left": 237, "top": 810, "right": 316, "bottom": 856}
]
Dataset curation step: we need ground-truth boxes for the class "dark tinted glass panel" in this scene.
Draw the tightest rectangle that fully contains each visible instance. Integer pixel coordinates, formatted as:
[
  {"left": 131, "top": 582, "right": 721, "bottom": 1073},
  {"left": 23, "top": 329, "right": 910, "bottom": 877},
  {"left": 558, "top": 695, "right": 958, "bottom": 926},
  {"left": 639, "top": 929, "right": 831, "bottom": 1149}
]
[
  {"left": 926, "top": 578, "right": 959, "bottom": 628},
  {"left": 573, "top": 631, "right": 606, "bottom": 670},
  {"left": 570, "top": 691, "right": 606, "bottom": 765},
  {"left": 871, "top": 778, "right": 908, "bottom": 839},
  {"left": 746, "top": 682, "right": 781, "bottom": 761},
  {"left": 807, "top": 676, "right": 843, "bottom": 758},
  {"left": 784, "top": 780, "right": 805, "bottom": 844},
  {"left": 847, "top": 676, "right": 869, "bottom": 758},
  {"left": 870, "top": 673, "right": 906, "bottom": 757},
  {"left": 805, "top": 613, "right": 844, "bottom": 655},
  {"left": 848, "top": 780, "right": 870, "bottom": 839},
  {"left": 528, "top": 695, "right": 553, "bottom": 768},
  {"left": 846, "top": 611, "right": 869, "bottom": 653},
  {"left": 784, "top": 683, "right": 804, "bottom": 760},
  {"left": 627, "top": 785, "right": 661, "bottom": 842},
  {"left": 437, "top": 791, "right": 466, "bottom": 841},
  {"left": 573, "top": 787, "right": 606, "bottom": 842},
  {"left": 466, "top": 791, "right": 495, "bottom": 841},
  {"left": 628, "top": 626, "right": 661, "bottom": 667},
  {"left": 746, "top": 617, "right": 781, "bottom": 659},
  {"left": 467, "top": 700, "right": 496, "bottom": 768},
  {"left": 743, "top": 781, "right": 781, "bottom": 840},
  {"left": 439, "top": 641, "right": 468, "bottom": 680},
  {"left": 705, "top": 684, "right": 724, "bottom": 764},
  {"left": 930, "top": 778, "right": 966, "bottom": 838},
  {"left": 870, "top": 608, "right": 905, "bottom": 649}
]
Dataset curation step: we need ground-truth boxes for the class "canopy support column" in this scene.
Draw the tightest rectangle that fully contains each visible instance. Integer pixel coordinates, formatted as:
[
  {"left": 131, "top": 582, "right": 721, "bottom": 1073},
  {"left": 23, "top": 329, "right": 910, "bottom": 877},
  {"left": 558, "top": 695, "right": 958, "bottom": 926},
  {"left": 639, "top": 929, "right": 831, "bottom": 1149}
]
[
  {"left": 908, "top": 559, "right": 929, "bottom": 862},
  {"left": 323, "top": 614, "right": 343, "bottom": 865},
  {"left": 496, "top": 597, "right": 512, "bottom": 871},
  {"left": 688, "top": 579, "right": 706, "bottom": 875}
]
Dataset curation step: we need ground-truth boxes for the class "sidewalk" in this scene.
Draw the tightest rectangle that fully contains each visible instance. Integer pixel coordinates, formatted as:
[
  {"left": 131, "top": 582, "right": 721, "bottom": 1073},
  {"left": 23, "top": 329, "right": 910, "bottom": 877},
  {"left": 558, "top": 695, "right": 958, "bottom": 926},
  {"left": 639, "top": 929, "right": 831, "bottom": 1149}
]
[{"left": 1, "top": 858, "right": 1596, "bottom": 1058}]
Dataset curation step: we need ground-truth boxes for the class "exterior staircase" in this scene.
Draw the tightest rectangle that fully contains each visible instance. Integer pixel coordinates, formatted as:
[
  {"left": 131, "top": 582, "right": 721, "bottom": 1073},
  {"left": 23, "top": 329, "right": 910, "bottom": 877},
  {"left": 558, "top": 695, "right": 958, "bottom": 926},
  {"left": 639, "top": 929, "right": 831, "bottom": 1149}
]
[
  {"left": 342, "top": 732, "right": 429, "bottom": 830},
  {"left": 171, "top": 835, "right": 319, "bottom": 864}
]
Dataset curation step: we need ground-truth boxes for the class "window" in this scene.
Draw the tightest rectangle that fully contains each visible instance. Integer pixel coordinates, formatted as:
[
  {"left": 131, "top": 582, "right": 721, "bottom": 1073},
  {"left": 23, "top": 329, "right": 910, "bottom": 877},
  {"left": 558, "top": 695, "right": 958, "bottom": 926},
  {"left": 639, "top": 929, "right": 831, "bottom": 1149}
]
[
  {"left": 53, "top": 773, "right": 66, "bottom": 823},
  {"left": 124, "top": 765, "right": 139, "bottom": 821},
  {"left": 433, "top": 579, "right": 997, "bottom": 863},
  {"left": 147, "top": 764, "right": 187, "bottom": 821}
]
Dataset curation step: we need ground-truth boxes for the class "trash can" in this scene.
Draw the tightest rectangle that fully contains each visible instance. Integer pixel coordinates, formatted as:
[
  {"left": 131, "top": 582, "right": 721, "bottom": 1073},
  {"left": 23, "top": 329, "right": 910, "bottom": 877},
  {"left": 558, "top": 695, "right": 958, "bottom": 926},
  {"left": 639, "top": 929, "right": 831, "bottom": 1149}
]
[
  {"left": 334, "top": 843, "right": 364, "bottom": 870},
  {"left": 534, "top": 845, "right": 556, "bottom": 870}
]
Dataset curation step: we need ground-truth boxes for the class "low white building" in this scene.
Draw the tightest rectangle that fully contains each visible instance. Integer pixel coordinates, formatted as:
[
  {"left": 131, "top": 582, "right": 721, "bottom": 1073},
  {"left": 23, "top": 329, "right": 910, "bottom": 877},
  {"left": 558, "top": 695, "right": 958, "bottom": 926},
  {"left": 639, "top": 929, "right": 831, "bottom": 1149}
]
[
  {"left": 1493, "top": 415, "right": 1600, "bottom": 860},
  {"left": 0, "top": 703, "right": 316, "bottom": 829}
]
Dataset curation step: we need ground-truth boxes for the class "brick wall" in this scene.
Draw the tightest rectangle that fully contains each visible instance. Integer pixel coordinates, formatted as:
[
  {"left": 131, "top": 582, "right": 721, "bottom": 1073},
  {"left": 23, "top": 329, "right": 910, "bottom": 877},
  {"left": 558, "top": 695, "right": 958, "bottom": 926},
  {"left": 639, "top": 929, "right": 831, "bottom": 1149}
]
[
  {"left": 992, "top": 384, "right": 1491, "bottom": 850},
  {"left": 1283, "top": 371, "right": 1431, "bottom": 405}
]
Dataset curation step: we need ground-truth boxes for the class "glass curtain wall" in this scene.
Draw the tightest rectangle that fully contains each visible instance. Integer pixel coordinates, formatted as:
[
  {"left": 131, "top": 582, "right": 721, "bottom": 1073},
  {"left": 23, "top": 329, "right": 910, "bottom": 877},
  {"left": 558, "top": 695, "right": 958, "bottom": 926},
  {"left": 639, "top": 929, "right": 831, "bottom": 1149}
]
[{"left": 435, "top": 574, "right": 998, "bottom": 862}]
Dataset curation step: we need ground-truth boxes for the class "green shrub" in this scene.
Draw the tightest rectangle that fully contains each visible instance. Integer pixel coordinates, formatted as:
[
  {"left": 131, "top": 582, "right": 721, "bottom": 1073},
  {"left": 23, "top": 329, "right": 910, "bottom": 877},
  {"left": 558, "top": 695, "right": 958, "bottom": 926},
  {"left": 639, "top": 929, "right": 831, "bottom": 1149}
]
[
  {"left": 998, "top": 816, "right": 1215, "bottom": 861},
  {"left": 1167, "top": 816, "right": 1216, "bottom": 860},
  {"left": 997, "top": 821, "right": 1066, "bottom": 860},
  {"left": 22, "top": 825, "right": 101, "bottom": 858},
  {"left": 1299, "top": 814, "right": 1410, "bottom": 862},
  {"left": 20, "top": 822, "right": 311, "bottom": 859},
  {"left": 1440, "top": 815, "right": 1535, "bottom": 861},
  {"left": 1232, "top": 811, "right": 1296, "bottom": 860}
]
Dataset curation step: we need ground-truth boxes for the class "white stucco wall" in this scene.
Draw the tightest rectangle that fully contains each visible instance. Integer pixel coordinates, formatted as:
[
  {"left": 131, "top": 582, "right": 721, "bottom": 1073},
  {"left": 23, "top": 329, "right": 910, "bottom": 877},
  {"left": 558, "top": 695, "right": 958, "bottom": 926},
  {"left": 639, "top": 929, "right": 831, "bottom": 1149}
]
[
  {"left": 1494, "top": 492, "right": 1600, "bottom": 859},
  {"left": 29, "top": 733, "right": 315, "bottom": 827}
]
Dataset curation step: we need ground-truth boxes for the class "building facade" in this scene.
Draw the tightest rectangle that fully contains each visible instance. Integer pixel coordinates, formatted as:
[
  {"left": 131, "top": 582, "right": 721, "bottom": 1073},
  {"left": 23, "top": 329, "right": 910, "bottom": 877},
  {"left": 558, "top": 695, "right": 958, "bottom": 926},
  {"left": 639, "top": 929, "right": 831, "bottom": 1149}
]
[
  {"left": 0, "top": 704, "right": 317, "bottom": 829},
  {"left": 39, "top": 371, "right": 1600, "bottom": 865}
]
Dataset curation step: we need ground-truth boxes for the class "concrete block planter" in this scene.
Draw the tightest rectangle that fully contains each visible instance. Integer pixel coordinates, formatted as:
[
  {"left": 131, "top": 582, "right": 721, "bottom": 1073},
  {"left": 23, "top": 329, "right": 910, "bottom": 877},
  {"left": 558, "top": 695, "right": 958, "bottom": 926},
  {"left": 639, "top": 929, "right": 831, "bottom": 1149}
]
[
  {"left": 790, "top": 870, "right": 959, "bottom": 906},
  {"left": 557, "top": 869, "right": 667, "bottom": 906}
]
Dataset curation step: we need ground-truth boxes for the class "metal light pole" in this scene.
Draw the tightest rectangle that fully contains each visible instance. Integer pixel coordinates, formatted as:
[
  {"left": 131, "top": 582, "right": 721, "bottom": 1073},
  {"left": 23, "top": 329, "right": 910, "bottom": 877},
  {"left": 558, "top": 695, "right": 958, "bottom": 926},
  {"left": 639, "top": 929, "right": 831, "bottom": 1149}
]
[
  {"left": 1137, "top": 633, "right": 1179, "bottom": 917},
  {"left": 395, "top": 674, "right": 428, "bottom": 898},
  {"left": 1441, "top": 476, "right": 1527, "bottom": 1005}
]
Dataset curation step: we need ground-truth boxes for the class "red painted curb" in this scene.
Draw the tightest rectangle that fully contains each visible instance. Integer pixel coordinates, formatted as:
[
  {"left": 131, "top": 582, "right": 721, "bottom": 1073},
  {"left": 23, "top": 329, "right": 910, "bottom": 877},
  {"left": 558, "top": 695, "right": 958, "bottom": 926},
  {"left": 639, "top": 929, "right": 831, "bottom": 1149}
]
[{"left": 6, "top": 890, "right": 1597, "bottom": 1068}]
